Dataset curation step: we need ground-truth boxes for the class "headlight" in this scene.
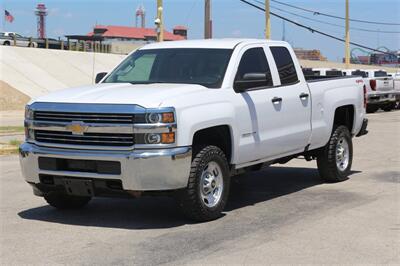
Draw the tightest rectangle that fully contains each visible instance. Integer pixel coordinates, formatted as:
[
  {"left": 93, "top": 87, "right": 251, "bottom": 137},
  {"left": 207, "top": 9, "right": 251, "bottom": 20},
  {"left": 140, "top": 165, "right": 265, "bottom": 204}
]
[
  {"left": 25, "top": 105, "right": 33, "bottom": 120},
  {"left": 145, "top": 112, "right": 175, "bottom": 123}
]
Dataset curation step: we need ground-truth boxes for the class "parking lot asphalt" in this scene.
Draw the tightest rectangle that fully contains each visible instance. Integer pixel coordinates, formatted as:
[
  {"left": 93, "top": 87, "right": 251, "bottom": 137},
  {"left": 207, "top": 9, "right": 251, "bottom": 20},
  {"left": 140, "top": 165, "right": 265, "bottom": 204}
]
[{"left": 0, "top": 111, "right": 399, "bottom": 265}]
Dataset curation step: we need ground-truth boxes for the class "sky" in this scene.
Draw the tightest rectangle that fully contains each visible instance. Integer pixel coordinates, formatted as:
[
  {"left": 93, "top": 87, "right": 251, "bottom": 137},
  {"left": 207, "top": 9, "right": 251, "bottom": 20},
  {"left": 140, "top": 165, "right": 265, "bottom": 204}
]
[{"left": 1, "top": 0, "right": 399, "bottom": 61}]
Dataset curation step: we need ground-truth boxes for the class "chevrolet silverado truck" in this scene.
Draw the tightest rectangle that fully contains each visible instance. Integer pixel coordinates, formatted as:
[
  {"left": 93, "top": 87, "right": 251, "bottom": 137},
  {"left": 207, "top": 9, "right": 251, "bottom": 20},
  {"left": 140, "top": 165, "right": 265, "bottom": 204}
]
[
  {"left": 346, "top": 69, "right": 395, "bottom": 113},
  {"left": 20, "top": 39, "right": 368, "bottom": 221}
]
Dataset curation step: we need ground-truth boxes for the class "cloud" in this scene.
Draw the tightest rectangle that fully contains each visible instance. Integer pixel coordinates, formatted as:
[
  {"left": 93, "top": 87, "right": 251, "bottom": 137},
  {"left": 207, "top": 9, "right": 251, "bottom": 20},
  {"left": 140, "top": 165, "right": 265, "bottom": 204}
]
[
  {"left": 49, "top": 8, "right": 60, "bottom": 16},
  {"left": 64, "top": 12, "right": 73, "bottom": 19},
  {"left": 231, "top": 29, "right": 242, "bottom": 37},
  {"left": 53, "top": 28, "right": 65, "bottom": 37}
]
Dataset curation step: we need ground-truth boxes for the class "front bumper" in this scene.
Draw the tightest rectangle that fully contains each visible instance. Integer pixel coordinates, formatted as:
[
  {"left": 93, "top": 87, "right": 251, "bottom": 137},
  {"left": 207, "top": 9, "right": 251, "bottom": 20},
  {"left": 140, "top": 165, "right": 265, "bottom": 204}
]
[{"left": 19, "top": 142, "right": 192, "bottom": 192}]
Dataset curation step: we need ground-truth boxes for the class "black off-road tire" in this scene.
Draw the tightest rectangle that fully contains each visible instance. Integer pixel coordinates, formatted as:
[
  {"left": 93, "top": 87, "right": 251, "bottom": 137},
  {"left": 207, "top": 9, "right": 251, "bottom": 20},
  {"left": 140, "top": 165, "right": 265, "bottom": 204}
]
[
  {"left": 44, "top": 192, "right": 91, "bottom": 209},
  {"left": 366, "top": 105, "right": 378, "bottom": 113},
  {"left": 317, "top": 125, "right": 353, "bottom": 182},
  {"left": 382, "top": 102, "right": 396, "bottom": 112},
  {"left": 178, "top": 145, "right": 230, "bottom": 222},
  {"left": 3, "top": 41, "right": 10, "bottom": 46}
]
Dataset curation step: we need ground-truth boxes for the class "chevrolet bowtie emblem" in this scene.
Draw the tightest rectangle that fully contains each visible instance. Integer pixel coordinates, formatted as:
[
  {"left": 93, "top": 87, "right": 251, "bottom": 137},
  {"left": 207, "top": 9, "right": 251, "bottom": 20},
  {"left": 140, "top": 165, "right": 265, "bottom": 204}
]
[{"left": 66, "top": 121, "right": 88, "bottom": 135}]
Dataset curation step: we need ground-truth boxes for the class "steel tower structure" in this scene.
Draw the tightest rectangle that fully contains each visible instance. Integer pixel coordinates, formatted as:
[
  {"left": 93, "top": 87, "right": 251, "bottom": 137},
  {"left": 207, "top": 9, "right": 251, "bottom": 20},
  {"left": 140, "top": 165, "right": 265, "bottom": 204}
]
[{"left": 35, "top": 3, "right": 48, "bottom": 38}]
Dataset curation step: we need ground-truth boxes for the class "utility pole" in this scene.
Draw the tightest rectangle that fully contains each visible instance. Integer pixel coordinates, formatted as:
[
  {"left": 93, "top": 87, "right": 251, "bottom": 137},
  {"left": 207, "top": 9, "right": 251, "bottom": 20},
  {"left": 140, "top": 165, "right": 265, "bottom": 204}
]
[
  {"left": 345, "top": 0, "right": 350, "bottom": 68},
  {"left": 204, "top": 0, "right": 212, "bottom": 39},
  {"left": 265, "top": 0, "right": 271, "bottom": 39},
  {"left": 156, "top": 0, "right": 164, "bottom": 42}
]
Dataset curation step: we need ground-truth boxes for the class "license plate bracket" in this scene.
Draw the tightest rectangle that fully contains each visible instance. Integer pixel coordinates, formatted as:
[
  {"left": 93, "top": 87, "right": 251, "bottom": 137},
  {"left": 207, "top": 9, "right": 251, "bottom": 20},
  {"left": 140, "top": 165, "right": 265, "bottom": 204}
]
[{"left": 63, "top": 178, "right": 94, "bottom": 197}]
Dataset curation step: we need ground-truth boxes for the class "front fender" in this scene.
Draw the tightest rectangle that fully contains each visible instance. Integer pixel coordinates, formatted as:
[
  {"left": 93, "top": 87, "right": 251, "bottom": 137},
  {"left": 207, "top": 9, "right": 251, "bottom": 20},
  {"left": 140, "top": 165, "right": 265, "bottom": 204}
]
[{"left": 176, "top": 102, "right": 237, "bottom": 159}]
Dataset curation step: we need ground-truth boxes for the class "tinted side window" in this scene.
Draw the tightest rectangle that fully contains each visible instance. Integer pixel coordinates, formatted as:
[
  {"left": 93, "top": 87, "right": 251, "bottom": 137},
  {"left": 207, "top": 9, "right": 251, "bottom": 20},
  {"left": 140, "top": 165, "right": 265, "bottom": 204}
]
[
  {"left": 270, "top": 47, "right": 299, "bottom": 85},
  {"left": 326, "top": 70, "right": 343, "bottom": 77},
  {"left": 236, "top": 47, "right": 273, "bottom": 87},
  {"left": 352, "top": 70, "right": 367, "bottom": 78},
  {"left": 374, "top": 71, "right": 387, "bottom": 77}
]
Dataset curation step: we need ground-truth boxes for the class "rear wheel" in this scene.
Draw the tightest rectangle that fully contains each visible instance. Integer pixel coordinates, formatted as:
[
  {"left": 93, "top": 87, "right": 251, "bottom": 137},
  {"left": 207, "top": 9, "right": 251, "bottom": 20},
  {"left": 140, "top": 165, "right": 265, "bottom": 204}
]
[
  {"left": 3, "top": 41, "right": 10, "bottom": 46},
  {"left": 177, "top": 145, "right": 230, "bottom": 222},
  {"left": 366, "top": 105, "right": 378, "bottom": 113},
  {"left": 382, "top": 102, "right": 396, "bottom": 112},
  {"left": 44, "top": 192, "right": 91, "bottom": 209},
  {"left": 317, "top": 126, "right": 353, "bottom": 182}
]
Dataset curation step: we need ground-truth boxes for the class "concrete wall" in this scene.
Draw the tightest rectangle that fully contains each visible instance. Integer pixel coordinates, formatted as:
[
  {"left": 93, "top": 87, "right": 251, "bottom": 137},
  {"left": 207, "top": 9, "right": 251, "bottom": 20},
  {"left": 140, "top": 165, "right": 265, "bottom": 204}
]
[{"left": 0, "top": 46, "right": 125, "bottom": 98}]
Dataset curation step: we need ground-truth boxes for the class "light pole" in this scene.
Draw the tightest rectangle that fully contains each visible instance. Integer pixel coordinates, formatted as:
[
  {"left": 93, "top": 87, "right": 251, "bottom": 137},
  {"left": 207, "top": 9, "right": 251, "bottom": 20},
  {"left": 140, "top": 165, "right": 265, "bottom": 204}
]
[
  {"left": 204, "top": 0, "right": 212, "bottom": 39},
  {"left": 345, "top": 0, "right": 350, "bottom": 68},
  {"left": 265, "top": 0, "right": 270, "bottom": 39},
  {"left": 156, "top": 0, "right": 164, "bottom": 42}
]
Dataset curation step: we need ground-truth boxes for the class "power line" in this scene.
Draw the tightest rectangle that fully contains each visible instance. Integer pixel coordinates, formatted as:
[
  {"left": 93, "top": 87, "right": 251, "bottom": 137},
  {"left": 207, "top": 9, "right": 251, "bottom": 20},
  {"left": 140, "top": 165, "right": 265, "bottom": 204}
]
[
  {"left": 238, "top": 0, "right": 396, "bottom": 56},
  {"left": 257, "top": 2, "right": 400, "bottom": 34},
  {"left": 271, "top": 0, "right": 400, "bottom": 26}
]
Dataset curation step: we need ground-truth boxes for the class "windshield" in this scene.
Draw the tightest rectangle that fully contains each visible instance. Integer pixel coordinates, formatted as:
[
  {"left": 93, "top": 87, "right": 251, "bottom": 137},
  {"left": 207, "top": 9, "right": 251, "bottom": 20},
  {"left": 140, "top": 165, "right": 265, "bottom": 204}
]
[{"left": 104, "top": 48, "right": 233, "bottom": 88}]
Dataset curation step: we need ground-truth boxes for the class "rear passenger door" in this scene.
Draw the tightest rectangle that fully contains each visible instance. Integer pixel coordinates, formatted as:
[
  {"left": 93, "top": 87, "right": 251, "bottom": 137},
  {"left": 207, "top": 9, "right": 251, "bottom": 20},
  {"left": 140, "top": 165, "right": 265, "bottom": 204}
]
[
  {"left": 234, "top": 45, "right": 311, "bottom": 162},
  {"left": 259, "top": 46, "right": 311, "bottom": 157}
]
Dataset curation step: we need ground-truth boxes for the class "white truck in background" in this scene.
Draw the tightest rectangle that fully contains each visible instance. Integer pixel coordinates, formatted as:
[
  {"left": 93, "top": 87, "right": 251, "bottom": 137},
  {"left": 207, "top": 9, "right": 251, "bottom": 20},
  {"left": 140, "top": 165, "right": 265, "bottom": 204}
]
[
  {"left": 388, "top": 72, "right": 400, "bottom": 108},
  {"left": 343, "top": 69, "right": 395, "bottom": 113},
  {"left": 0, "top": 32, "right": 37, "bottom": 47},
  {"left": 20, "top": 39, "right": 368, "bottom": 221}
]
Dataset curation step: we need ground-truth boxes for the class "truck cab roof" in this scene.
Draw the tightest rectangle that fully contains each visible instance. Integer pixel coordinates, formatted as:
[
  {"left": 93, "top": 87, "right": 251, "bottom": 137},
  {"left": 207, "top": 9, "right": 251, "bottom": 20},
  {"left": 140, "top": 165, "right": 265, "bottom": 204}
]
[{"left": 140, "top": 38, "right": 290, "bottom": 50}]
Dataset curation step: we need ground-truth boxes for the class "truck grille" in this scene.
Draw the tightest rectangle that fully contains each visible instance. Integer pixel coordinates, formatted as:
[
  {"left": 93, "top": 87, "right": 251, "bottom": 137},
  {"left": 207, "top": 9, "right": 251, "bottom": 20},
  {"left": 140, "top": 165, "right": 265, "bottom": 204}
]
[
  {"left": 34, "top": 130, "right": 134, "bottom": 147},
  {"left": 34, "top": 111, "right": 138, "bottom": 124}
]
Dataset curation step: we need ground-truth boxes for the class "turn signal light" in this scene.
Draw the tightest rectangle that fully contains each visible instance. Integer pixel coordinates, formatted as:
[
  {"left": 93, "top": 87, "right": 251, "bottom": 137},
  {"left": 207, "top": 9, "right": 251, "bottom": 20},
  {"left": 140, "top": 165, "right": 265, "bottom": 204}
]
[
  {"left": 162, "top": 112, "right": 175, "bottom": 123},
  {"left": 161, "top": 132, "right": 175, "bottom": 144}
]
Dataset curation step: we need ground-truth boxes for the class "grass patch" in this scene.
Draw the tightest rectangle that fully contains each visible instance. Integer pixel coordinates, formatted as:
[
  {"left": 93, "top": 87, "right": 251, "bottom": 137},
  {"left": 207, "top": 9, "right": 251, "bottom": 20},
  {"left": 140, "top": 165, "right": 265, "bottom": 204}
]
[
  {"left": 0, "top": 126, "right": 25, "bottom": 133},
  {"left": 9, "top": 139, "right": 22, "bottom": 146}
]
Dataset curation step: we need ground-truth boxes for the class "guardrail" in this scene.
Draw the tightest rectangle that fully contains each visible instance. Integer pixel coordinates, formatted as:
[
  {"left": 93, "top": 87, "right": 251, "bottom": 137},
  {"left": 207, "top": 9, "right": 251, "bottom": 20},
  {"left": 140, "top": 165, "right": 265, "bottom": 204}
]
[{"left": 5, "top": 35, "right": 112, "bottom": 53}]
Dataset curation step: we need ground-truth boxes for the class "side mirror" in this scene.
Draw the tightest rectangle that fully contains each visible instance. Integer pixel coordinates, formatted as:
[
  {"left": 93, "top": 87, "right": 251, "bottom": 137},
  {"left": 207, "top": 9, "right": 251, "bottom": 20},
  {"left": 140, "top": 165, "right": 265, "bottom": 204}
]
[
  {"left": 95, "top": 72, "right": 107, "bottom": 84},
  {"left": 234, "top": 72, "right": 268, "bottom": 93}
]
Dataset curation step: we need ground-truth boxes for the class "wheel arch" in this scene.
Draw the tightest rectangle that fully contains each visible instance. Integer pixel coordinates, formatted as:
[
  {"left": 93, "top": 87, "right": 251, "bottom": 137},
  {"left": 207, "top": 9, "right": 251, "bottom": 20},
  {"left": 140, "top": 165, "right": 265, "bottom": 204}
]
[{"left": 192, "top": 125, "right": 234, "bottom": 164}]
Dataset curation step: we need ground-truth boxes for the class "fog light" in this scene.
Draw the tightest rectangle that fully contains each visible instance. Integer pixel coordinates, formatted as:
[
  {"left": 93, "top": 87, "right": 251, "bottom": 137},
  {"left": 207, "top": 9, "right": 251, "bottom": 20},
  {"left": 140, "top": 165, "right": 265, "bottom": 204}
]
[{"left": 145, "top": 133, "right": 161, "bottom": 144}]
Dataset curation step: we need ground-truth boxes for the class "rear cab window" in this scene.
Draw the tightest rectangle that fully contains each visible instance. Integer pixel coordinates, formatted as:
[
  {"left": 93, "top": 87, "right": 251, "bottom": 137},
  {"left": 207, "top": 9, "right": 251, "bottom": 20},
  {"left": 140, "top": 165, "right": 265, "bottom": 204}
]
[
  {"left": 270, "top": 46, "right": 299, "bottom": 85},
  {"left": 352, "top": 70, "right": 368, "bottom": 78},
  {"left": 374, "top": 71, "right": 388, "bottom": 77}
]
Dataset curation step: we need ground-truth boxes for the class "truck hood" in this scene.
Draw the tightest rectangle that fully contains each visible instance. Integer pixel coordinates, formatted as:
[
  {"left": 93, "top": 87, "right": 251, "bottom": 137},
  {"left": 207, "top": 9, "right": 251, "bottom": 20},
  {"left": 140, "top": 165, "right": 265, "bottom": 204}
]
[{"left": 32, "top": 83, "right": 209, "bottom": 107}]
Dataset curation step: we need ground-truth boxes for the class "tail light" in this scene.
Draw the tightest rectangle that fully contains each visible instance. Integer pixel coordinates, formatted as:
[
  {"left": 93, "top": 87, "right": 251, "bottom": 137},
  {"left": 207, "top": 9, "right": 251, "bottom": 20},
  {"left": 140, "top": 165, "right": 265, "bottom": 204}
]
[
  {"left": 370, "top": 79, "right": 376, "bottom": 91},
  {"left": 363, "top": 85, "right": 367, "bottom": 109}
]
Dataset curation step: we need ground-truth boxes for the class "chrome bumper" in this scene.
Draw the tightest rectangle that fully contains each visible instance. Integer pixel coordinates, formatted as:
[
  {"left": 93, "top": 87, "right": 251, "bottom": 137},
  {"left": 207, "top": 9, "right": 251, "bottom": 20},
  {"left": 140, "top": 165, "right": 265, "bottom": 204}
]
[
  {"left": 19, "top": 142, "right": 192, "bottom": 191},
  {"left": 367, "top": 93, "right": 396, "bottom": 104}
]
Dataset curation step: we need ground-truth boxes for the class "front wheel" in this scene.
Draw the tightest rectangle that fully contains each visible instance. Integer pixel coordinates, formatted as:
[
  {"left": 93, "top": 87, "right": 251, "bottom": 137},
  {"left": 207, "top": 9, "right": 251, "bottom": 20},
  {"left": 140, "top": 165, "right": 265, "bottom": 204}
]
[
  {"left": 177, "top": 145, "right": 230, "bottom": 222},
  {"left": 317, "top": 126, "right": 353, "bottom": 182},
  {"left": 44, "top": 192, "right": 91, "bottom": 209}
]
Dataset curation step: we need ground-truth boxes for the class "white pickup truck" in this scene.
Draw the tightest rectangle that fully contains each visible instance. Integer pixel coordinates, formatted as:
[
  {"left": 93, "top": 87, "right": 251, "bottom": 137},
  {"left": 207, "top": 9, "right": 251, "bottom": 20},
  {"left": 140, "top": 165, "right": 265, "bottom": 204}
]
[
  {"left": 342, "top": 69, "right": 395, "bottom": 113},
  {"left": 20, "top": 39, "right": 368, "bottom": 221}
]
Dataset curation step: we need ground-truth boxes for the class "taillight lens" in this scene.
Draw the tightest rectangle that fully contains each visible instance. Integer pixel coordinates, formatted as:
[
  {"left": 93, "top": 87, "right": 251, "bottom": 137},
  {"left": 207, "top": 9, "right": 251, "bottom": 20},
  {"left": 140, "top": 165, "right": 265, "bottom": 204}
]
[
  {"left": 370, "top": 79, "right": 376, "bottom": 91},
  {"left": 363, "top": 85, "right": 367, "bottom": 109}
]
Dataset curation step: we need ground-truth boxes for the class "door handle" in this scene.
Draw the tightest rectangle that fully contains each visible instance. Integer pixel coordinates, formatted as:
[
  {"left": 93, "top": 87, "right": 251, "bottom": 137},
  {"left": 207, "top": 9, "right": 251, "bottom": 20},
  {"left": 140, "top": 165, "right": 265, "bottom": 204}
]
[
  {"left": 299, "top": 92, "right": 309, "bottom": 99},
  {"left": 271, "top": 97, "right": 283, "bottom": 104}
]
